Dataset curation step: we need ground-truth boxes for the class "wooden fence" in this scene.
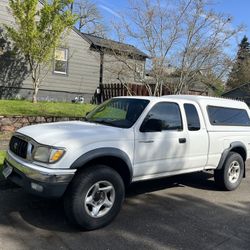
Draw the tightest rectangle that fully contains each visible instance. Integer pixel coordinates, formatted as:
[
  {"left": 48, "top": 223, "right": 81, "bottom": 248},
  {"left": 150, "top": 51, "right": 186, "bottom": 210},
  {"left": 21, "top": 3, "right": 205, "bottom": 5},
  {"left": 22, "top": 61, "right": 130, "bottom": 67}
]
[{"left": 91, "top": 83, "right": 170, "bottom": 104}]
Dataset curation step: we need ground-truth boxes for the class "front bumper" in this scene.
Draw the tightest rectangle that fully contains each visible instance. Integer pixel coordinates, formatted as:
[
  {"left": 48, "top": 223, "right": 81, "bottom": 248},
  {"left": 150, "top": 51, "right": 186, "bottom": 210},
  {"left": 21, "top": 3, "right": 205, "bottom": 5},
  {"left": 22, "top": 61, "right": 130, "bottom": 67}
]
[{"left": 2, "top": 150, "right": 76, "bottom": 198}]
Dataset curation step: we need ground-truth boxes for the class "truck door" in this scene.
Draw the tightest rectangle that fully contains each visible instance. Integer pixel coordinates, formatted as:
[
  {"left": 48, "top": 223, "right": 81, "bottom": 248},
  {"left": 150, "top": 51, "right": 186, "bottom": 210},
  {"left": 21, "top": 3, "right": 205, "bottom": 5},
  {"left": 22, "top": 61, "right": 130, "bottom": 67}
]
[{"left": 133, "top": 101, "right": 189, "bottom": 178}]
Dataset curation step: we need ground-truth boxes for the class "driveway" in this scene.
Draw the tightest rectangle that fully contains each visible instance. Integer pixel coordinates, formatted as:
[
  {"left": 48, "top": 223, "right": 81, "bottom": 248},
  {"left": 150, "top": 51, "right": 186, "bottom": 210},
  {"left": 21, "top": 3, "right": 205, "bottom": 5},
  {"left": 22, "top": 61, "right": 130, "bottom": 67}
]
[{"left": 0, "top": 162, "right": 250, "bottom": 250}]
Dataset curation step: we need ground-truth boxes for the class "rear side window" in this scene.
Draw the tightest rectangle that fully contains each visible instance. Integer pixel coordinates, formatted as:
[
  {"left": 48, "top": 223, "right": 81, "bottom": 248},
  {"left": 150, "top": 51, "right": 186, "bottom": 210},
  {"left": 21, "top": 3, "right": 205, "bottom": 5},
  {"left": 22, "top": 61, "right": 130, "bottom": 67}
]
[
  {"left": 207, "top": 106, "right": 250, "bottom": 126},
  {"left": 184, "top": 104, "right": 200, "bottom": 131}
]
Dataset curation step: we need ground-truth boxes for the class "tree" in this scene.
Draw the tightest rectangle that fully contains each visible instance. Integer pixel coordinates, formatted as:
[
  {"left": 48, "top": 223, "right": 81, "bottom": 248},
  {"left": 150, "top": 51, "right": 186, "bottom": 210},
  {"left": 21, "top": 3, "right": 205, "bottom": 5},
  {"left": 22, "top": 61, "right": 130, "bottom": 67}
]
[
  {"left": 5, "top": 0, "right": 77, "bottom": 103},
  {"left": 0, "top": 28, "right": 29, "bottom": 99},
  {"left": 226, "top": 36, "right": 250, "bottom": 90},
  {"left": 71, "top": 0, "right": 107, "bottom": 37},
  {"left": 112, "top": 0, "right": 243, "bottom": 95},
  {"left": 100, "top": 41, "right": 147, "bottom": 95}
]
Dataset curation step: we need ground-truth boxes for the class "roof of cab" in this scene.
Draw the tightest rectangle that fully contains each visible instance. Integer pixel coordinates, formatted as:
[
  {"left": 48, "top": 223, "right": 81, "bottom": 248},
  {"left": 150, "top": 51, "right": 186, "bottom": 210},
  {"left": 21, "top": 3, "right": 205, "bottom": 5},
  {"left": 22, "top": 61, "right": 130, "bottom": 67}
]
[
  {"left": 113, "top": 96, "right": 159, "bottom": 101},
  {"left": 114, "top": 95, "right": 248, "bottom": 109},
  {"left": 162, "top": 95, "right": 248, "bottom": 108}
]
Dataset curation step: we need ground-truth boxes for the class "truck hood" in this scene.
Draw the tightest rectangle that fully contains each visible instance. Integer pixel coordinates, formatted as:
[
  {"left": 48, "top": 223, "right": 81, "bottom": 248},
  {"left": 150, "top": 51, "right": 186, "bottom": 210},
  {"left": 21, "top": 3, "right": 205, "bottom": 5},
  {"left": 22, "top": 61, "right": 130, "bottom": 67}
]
[{"left": 17, "top": 121, "right": 128, "bottom": 146}]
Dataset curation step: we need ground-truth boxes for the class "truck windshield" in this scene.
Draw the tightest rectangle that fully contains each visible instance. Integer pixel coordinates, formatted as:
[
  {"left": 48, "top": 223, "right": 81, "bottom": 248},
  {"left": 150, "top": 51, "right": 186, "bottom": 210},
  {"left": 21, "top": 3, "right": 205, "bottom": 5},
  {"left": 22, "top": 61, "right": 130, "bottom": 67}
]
[{"left": 85, "top": 98, "right": 149, "bottom": 128}]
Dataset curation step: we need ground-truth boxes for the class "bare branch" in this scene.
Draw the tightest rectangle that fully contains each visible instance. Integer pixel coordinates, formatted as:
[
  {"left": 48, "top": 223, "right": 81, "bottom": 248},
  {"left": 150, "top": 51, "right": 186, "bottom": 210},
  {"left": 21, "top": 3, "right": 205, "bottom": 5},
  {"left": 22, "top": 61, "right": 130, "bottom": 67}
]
[
  {"left": 112, "top": 0, "right": 243, "bottom": 96},
  {"left": 72, "top": 0, "right": 107, "bottom": 37}
]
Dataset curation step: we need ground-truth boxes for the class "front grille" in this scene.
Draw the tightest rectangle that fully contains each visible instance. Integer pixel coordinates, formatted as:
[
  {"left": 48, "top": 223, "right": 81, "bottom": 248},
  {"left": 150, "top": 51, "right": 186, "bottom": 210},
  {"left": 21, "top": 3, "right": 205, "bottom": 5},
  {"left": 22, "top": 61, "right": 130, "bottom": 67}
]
[{"left": 9, "top": 136, "right": 28, "bottom": 159}]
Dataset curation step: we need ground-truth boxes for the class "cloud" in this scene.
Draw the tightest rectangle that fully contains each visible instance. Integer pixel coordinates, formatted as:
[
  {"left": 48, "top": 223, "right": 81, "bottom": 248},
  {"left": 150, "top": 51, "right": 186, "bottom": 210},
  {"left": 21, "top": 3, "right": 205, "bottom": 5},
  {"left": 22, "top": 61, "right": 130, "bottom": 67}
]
[{"left": 99, "top": 4, "right": 121, "bottom": 18}]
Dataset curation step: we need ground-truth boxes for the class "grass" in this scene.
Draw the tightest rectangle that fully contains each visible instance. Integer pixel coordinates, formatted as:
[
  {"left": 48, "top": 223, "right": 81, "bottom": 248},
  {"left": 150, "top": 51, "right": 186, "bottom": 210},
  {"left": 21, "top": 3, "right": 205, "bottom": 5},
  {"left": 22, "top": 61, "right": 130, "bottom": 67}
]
[
  {"left": 0, "top": 100, "right": 96, "bottom": 117},
  {"left": 0, "top": 151, "right": 5, "bottom": 165},
  {"left": 0, "top": 151, "right": 6, "bottom": 179}
]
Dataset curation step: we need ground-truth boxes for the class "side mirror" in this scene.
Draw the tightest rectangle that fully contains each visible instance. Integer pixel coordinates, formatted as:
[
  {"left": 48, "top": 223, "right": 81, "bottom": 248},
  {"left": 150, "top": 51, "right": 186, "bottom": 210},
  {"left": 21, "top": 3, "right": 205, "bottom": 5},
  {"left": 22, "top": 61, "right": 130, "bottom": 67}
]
[{"left": 140, "top": 119, "right": 163, "bottom": 132}]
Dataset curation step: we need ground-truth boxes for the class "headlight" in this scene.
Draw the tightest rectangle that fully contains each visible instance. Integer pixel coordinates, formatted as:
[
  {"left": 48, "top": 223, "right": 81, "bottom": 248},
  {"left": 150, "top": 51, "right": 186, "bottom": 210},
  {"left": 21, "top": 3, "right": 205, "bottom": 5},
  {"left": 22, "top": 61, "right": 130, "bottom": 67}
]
[{"left": 33, "top": 146, "right": 65, "bottom": 163}]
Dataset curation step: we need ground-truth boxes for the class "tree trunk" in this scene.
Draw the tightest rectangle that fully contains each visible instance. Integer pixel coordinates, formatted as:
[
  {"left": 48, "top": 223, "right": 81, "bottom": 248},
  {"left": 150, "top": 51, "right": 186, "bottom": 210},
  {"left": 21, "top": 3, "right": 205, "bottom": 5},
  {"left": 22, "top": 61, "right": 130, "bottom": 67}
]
[
  {"left": 31, "top": 67, "right": 40, "bottom": 103},
  {"left": 32, "top": 86, "right": 39, "bottom": 103}
]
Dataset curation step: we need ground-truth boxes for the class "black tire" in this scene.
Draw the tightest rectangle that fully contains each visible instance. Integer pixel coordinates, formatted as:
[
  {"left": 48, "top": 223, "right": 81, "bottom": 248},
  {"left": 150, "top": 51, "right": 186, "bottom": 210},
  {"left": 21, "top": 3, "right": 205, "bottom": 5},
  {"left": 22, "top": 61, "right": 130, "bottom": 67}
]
[
  {"left": 214, "top": 152, "right": 244, "bottom": 191},
  {"left": 64, "top": 165, "right": 125, "bottom": 230}
]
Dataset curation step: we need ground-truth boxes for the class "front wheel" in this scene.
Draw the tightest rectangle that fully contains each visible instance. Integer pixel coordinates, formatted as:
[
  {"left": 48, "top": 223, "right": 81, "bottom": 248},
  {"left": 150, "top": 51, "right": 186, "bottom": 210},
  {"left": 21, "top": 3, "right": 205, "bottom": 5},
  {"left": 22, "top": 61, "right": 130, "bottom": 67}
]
[
  {"left": 64, "top": 165, "right": 125, "bottom": 230},
  {"left": 214, "top": 152, "right": 244, "bottom": 191}
]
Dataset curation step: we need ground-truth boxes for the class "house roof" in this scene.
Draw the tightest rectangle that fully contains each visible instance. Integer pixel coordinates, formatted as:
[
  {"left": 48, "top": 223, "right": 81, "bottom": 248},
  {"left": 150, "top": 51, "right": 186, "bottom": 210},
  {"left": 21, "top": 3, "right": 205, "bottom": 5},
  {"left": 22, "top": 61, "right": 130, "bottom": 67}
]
[
  {"left": 38, "top": 0, "right": 147, "bottom": 59},
  {"left": 222, "top": 82, "right": 250, "bottom": 96},
  {"left": 80, "top": 32, "right": 148, "bottom": 58}
]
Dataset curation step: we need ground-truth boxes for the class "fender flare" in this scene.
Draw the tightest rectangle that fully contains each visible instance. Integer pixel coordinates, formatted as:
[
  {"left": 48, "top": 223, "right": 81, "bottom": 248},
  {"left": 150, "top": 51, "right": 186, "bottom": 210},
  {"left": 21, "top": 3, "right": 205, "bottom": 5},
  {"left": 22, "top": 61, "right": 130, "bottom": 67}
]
[
  {"left": 70, "top": 147, "right": 133, "bottom": 181},
  {"left": 217, "top": 141, "right": 247, "bottom": 175}
]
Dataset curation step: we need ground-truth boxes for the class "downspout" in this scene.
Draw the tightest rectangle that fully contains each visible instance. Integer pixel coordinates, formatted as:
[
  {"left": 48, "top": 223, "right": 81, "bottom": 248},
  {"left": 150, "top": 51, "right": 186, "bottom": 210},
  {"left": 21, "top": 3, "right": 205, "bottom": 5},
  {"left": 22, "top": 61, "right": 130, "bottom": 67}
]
[
  {"left": 98, "top": 49, "right": 104, "bottom": 104},
  {"left": 99, "top": 50, "right": 104, "bottom": 85}
]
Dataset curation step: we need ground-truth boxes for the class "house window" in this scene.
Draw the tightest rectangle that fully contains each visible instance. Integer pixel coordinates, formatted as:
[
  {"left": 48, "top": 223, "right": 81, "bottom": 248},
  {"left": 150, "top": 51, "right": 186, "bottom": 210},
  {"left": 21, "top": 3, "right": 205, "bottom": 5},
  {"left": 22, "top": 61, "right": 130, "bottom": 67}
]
[{"left": 54, "top": 48, "right": 68, "bottom": 75}]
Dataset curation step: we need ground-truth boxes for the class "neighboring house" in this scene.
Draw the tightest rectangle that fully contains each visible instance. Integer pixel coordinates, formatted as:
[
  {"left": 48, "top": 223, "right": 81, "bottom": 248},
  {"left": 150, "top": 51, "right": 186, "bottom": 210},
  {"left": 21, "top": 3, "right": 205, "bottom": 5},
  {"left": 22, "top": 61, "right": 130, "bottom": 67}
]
[
  {"left": 82, "top": 33, "right": 148, "bottom": 85},
  {"left": 0, "top": 0, "right": 147, "bottom": 102},
  {"left": 145, "top": 68, "right": 217, "bottom": 96},
  {"left": 222, "top": 83, "right": 250, "bottom": 106},
  {"left": 187, "top": 81, "right": 217, "bottom": 96}
]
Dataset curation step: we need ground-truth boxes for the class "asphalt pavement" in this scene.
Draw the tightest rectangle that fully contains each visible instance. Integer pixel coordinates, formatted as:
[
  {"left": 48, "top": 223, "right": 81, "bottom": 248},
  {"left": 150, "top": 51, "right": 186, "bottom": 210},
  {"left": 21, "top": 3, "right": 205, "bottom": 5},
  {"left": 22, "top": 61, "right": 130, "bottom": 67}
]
[{"left": 0, "top": 162, "right": 250, "bottom": 250}]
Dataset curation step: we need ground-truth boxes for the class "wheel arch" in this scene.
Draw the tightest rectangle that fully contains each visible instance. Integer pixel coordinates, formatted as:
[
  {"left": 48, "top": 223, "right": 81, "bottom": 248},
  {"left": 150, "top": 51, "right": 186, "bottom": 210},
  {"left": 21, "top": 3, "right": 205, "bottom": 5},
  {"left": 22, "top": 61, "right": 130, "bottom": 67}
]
[
  {"left": 70, "top": 148, "right": 133, "bottom": 186},
  {"left": 217, "top": 141, "right": 247, "bottom": 176}
]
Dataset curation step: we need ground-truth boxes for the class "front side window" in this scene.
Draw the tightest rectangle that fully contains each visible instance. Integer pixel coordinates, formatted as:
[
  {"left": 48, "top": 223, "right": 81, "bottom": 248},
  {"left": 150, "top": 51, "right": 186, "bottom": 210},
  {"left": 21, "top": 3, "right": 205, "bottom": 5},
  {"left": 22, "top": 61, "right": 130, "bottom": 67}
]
[
  {"left": 207, "top": 106, "right": 250, "bottom": 126},
  {"left": 142, "top": 102, "right": 183, "bottom": 131},
  {"left": 184, "top": 104, "right": 200, "bottom": 131},
  {"left": 86, "top": 98, "right": 149, "bottom": 128},
  {"left": 54, "top": 48, "right": 68, "bottom": 75}
]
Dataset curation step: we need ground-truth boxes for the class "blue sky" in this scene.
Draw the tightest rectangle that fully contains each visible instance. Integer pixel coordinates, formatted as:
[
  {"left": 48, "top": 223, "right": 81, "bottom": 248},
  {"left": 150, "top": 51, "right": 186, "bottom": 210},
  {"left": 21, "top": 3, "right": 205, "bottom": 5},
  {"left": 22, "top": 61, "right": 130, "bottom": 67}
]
[
  {"left": 96, "top": 0, "right": 250, "bottom": 47},
  {"left": 215, "top": 0, "right": 250, "bottom": 41}
]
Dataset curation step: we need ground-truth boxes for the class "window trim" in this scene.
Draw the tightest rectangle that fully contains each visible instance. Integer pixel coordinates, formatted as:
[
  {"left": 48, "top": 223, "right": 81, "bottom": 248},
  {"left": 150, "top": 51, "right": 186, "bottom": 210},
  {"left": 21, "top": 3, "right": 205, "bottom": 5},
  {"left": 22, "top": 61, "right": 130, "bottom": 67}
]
[
  {"left": 140, "top": 101, "right": 183, "bottom": 132},
  {"left": 207, "top": 105, "right": 250, "bottom": 127},
  {"left": 53, "top": 48, "right": 69, "bottom": 76}
]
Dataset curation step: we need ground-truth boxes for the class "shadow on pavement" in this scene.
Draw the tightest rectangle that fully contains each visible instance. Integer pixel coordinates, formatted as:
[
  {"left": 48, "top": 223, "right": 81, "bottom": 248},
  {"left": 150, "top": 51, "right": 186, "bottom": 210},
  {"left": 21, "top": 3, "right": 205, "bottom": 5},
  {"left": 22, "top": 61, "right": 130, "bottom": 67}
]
[
  {"left": 0, "top": 170, "right": 250, "bottom": 249},
  {"left": 127, "top": 171, "right": 216, "bottom": 197}
]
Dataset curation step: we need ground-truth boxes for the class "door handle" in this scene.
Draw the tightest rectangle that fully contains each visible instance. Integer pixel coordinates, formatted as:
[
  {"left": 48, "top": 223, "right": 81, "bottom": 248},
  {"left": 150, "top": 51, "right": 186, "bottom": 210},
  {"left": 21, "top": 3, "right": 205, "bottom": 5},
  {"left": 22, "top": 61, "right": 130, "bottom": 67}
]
[
  {"left": 179, "top": 138, "right": 186, "bottom": 143},
  {"left": 139, "top": 140, "right": 154, "bottom": 143}
]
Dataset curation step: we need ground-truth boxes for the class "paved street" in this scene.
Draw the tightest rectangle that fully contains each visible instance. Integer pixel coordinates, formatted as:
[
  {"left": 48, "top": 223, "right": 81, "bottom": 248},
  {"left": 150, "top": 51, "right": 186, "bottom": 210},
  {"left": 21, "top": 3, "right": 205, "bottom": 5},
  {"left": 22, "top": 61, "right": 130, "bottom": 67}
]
[{"left": 0, "top": 162, "right": 250, "bottom": 250}]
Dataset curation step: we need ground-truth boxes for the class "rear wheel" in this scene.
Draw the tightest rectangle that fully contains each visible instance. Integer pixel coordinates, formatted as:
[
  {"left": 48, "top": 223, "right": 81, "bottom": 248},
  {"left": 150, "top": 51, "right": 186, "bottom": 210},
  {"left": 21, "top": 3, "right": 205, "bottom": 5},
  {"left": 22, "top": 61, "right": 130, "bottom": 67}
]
[
  {"left": 214, "top": 152, "right": 244, "bottom": 191},
  {"left": 64, "top": 165, "right": 125, "bottom": 230}
]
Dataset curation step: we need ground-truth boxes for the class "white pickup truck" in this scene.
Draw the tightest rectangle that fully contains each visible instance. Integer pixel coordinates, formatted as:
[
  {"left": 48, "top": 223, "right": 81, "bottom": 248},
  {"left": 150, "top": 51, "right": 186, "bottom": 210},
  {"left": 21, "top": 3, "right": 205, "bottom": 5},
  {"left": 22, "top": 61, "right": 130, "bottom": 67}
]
[{"left": 2, "top": 95, "right": 250, "bottom": 230}]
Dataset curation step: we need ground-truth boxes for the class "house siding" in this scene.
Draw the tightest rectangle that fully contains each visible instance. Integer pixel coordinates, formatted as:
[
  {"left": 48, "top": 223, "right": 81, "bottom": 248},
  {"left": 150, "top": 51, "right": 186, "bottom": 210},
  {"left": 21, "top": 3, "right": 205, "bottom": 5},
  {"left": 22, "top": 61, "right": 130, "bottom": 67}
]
[
  {"left": 0, "top": 0, "right": 100, "bottom": 102},
  {"left": 103, "top": 53, "right": 145, "bottom": 84},
  {"left": 40, "top": 31, "right": 100, "bottom": 95},
  {"left": 0, "top": 0, "right": 13, "bottom": 25}
]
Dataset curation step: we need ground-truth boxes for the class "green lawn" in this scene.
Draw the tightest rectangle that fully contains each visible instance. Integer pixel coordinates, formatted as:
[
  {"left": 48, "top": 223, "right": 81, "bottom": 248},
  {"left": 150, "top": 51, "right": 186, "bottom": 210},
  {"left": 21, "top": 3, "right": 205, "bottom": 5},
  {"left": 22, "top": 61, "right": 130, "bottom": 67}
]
[
  {"left": 0, "top": 100, "right": 96, "bottom": 117},
  {"left": 0, "top": 151, "right": 6, "bottom": 179}
]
